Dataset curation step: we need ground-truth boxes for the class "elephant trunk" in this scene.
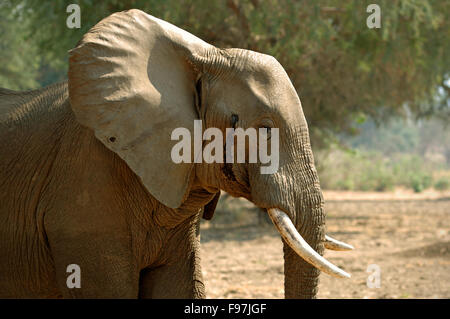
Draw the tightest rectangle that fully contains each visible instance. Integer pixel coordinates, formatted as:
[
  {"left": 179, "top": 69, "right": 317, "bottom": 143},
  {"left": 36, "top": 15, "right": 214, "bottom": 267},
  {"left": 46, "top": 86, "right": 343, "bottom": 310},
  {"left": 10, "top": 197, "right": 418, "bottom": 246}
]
[
  {"left": 281, "top": 188, "right": 326, "bottom": 299},
  {"left": 268, "top": 168, "right": 350, "bottom": 298},
  {"left": 268, "top": 208, "right": 350, "bottom": 279}
]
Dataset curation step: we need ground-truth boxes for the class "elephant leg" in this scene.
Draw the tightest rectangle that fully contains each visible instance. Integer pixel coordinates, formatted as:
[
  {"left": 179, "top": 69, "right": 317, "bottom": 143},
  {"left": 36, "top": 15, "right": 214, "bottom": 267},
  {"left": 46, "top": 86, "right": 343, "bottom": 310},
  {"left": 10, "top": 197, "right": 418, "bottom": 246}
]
[
  {"left": 50, "top": 238, "right": 139, "bottom": 298},
  {"left": 138, "top": 254, "right": 205, "bottom": 299},
  {"left": 138, "top": 228, "right": 205, "bottom": 299}
]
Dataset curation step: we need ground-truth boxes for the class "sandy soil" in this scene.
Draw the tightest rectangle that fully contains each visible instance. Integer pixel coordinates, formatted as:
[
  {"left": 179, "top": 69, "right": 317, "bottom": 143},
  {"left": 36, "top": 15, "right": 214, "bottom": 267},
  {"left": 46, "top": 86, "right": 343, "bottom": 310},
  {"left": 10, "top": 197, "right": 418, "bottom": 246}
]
[{"left": 200, "top": 190, "right": 450, "bottom": 298}]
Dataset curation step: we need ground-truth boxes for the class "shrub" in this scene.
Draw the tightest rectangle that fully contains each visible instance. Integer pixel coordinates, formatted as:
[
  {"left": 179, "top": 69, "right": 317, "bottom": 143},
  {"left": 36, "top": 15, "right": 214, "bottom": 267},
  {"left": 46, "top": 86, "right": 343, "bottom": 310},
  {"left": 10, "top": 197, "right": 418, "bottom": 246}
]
[
  {"left": 336, "top": 179, "right": 354, "bottom": 191},
  {"left": 434, "top": 178, "right": 450, "bottom": 190},
  {"left": 317, "top": 147, "right": 439, "bottom": 192},
  {"left": 409, "top": 173, "right": 433, "bottom": 193},
  {"left": 375, "top": 174, "right": 394, "bottom": 191}
]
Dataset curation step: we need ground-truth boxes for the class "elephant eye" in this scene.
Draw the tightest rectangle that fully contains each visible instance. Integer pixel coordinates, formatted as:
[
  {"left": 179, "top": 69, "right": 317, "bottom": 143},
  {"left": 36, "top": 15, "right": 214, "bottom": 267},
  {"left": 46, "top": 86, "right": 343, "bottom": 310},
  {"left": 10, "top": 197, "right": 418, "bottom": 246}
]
[{"left": 231, "top": 114, "right": 239, "bottom": 128}]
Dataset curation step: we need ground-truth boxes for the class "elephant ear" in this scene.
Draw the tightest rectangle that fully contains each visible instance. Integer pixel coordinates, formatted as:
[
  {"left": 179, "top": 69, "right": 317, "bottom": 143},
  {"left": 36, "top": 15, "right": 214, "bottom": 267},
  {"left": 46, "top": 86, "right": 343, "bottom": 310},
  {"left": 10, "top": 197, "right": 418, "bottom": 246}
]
[{"left": 68, "top": 9, "right": 214, "bottom": 208}]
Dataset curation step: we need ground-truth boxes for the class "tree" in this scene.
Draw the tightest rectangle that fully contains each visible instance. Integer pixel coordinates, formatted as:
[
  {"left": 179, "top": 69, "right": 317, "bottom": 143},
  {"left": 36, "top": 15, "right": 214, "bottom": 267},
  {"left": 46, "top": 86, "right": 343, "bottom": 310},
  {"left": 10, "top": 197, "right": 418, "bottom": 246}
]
[
  {"left": 0, "top": 1, "right": 40, "bottom": 89},
  {"left": 5, "top": 0, "right": 450, "bottom": 147}
]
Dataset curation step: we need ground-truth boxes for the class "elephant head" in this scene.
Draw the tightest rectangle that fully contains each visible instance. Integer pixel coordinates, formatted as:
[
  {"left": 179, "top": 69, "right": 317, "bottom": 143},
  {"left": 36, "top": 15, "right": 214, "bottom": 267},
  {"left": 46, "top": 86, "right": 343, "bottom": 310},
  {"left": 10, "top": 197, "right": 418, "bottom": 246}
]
[{"left": 68, "top": 9, "right": 352, "bottom": 298}]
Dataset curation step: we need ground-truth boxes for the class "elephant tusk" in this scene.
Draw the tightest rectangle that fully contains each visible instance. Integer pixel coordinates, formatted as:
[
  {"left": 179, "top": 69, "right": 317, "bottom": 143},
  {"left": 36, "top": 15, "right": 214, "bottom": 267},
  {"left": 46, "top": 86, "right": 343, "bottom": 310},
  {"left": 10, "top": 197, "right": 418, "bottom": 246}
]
[
  {"left": 324, "top": 235, "right": 354, "bottom": 251},
  {"left": 267, "top": 208, "right": 351, "bottom": 279}
]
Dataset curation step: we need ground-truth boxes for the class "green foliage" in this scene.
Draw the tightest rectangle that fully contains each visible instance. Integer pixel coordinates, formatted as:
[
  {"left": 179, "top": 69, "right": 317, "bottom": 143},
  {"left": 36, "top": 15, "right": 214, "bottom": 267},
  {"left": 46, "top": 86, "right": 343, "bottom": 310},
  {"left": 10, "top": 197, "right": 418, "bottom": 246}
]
[
  {"left": 316, "top": 138, "right": 449, "bottom": 193},
  {"left": 346, "top": 117, "right": 450, "bottom": 166},
  {"left": 318, "top": 117, "right": 450, "bottom": 193},
  {"left": 350, "top": 119, "right": 420, "bottom": 155},
  {"left": 434, "top": 178, "right": 450, "bottom": 190},
  {"left": 0, "top": 1, "right": 40, "bottom": 89},
  {"left": 391, "top": 154, "right": 433, "bottom": 191},
  {"left": 318, "top": 149, "right": 398, "bottom": 192},
  {"left": 409, "top": 173, "right": 432, "bottom": 192},
  {"left": 1, "top": 0, "right": 449, "bottom": 147}
]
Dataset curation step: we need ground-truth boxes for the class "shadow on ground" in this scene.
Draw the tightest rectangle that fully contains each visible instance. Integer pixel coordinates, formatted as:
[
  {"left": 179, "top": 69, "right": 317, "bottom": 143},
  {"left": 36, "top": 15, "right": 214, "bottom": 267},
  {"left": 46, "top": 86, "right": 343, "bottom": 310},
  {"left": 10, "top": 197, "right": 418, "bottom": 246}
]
[
  {"left": 395, "top": 241, "right": 450, "bottom": 258},
  {"left": 201, "top": 221, "right": 278, "bottom": 243}
]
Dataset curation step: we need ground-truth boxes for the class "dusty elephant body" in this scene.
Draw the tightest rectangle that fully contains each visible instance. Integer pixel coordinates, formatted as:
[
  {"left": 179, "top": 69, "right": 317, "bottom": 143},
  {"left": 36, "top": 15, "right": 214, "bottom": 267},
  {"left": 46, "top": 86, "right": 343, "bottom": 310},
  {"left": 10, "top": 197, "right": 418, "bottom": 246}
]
[
  {"left": 0, "top": 10, "right": 351, "bottom": 298},
  {"left": 0, "top": 82, "right": 211, "bottom": 298}
]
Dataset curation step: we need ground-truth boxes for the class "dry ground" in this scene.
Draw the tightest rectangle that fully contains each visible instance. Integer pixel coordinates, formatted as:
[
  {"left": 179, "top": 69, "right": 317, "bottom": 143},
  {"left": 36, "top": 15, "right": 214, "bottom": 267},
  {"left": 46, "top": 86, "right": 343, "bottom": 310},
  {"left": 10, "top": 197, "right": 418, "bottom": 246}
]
[{"left": 200, "top": 190, "right": 450, "bottom": 298}]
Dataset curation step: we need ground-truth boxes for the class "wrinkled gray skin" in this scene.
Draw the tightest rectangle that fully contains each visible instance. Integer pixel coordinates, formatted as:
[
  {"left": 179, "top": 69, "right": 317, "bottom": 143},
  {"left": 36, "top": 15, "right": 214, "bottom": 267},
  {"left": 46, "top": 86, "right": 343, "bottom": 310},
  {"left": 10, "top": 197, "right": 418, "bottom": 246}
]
[{"left": 0, "top": 10, "right": 325, "bottom": 298}]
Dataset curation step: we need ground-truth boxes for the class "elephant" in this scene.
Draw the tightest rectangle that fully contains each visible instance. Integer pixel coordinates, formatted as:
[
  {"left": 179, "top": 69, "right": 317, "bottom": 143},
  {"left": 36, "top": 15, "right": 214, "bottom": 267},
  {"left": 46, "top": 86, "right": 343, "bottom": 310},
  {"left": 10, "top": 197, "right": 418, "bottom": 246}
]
[{"left": 0, "top": 9, "right": 352, "bottom": 298}]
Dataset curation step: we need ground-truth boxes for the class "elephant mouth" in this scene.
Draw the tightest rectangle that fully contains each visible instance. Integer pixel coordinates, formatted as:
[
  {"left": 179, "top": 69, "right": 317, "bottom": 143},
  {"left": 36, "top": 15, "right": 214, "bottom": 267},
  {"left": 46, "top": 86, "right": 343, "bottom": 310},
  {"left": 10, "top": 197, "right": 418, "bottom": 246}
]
[{"left": 267, "top": 208, "right": 353, "bottom": 278}]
